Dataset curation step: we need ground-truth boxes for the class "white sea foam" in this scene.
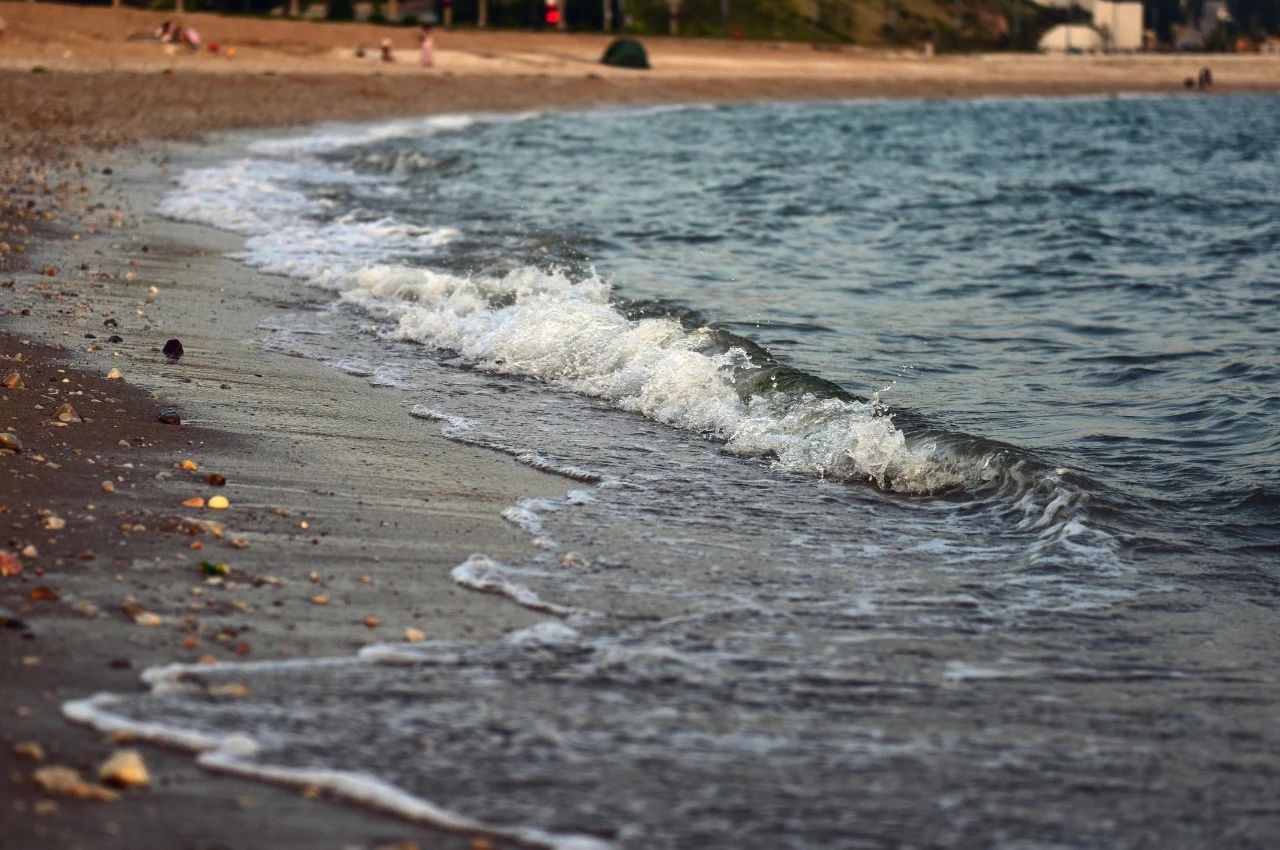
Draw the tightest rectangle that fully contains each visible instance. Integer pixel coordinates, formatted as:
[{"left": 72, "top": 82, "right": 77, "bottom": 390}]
[
  {"left": 155, "top": 113, "right": 1117, "bottom": 559},
  {"left": 65, "top": 674, "right": 610, "bottom": 850},
  {"left": 451, "top": 554, "right": 575, "bottom": 617}
]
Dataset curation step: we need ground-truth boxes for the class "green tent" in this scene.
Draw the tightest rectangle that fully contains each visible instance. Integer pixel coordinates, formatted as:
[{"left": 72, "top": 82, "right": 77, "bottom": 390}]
[{"left": 601, "top": 38, "right": 650, "bottom": 70}]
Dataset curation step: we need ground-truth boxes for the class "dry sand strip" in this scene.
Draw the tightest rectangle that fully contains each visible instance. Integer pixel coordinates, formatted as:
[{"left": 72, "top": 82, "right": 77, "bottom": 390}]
[{"left": 3, "top": 0, "right": 1280, "bottom": 94}]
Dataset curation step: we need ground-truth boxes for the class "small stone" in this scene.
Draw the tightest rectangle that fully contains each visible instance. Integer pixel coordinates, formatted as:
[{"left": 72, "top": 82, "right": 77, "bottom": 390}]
[
  {"left": 157, "top": 406, "right": 181, "bottom": 425},
  {"left": 179, "top": 459, "right": 198, "bottom": 471},
  {"left": 208, "top": 682, "right": 251, "bottom": 700},
  {"left": 204, "top": 473, "right": 226, "bottom": 487},
  {"left": 21, "top": 544, "right": 37, "bottom": 558},
  {"left": 55, "top": 403, "right": 81, "bottom": 423},
  {"left": 364, "top": 615, "right": 381, "bottom": 629},
  {"left": 404, "top": 627, "right": 426, "bottom": 642},
  {"left": 43, "top": 515, "right": 66, "bottom": 531},
  {"left": 133, "top": 611, "right": 163, "bottom": 627},
  {"left": 98, "top": 750, "right": 150, "bottom": 789},
  {"left": 229, "top": 538, "right": 250, "bottom": 549},
  {"left": 182, "top": 497, "right": 205, "bottom": 509},
  {"left": 207, "top": 495, "right": 230, "bottom": 510},
  {"left": 32, "top": 766, "right": 119, "bottom": 801},
  {"left": 2, "top": 371, "right": 23, "bottom": 389},
  {"left": 71, "top": 600, "right": 99, "bottom": 618},
  {"left": 106, "top": 367, "right": 123, "bottom": 380},
  {"left": 101, "top": 480, "right": 115, "bottom": 493},
  {"left": 107, "top": 334, "right": 124, "bottom": 344},
  {"left": 560, "top": 551, "right": 588, "bottom": 568},
  {"left": 310, "top": 594, "right": 329, "bottom": 606},
  {"left": 0, "top": 433, "right": 22, "bottom": 454},
  {"left": 162, "top": 339, "right": 184, "bottom": 361},
  {"left": 0, "top": 551, "right": 22, "bottom": 577},
  {"left": 13, "top": 741, "right": 45, "bottom": 761},
  {"left": 199, "top": 560, "right": 230, "bottom": 576}
]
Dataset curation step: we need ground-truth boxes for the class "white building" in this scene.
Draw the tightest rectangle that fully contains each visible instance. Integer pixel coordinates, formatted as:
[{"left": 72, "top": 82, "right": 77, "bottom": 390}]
[
  {"left": 1092, "top": 0, "right": 1143, "bottom": 51},
  {"left": 1038, "top": 24, "right": 1104, "bottom": 53}
]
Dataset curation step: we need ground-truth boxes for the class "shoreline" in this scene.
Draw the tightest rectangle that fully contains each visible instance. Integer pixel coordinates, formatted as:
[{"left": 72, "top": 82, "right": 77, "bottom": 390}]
[
  {"left": 1, "top": 131, "right": 574, "bottom": 849},
  {"left": 4, "top": 25, "right": 1280, "bottom": 842}
]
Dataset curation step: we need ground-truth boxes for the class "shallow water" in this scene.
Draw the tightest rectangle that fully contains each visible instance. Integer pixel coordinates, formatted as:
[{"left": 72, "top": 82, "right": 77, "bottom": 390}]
[{"left": 76, "top": 96, "right": 1280, "bottom": 847}]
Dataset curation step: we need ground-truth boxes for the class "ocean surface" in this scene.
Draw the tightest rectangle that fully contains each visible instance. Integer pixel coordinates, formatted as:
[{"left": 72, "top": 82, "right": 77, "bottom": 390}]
[{"left": 72, "top": 95, "right": 1280, "bottom": 848}]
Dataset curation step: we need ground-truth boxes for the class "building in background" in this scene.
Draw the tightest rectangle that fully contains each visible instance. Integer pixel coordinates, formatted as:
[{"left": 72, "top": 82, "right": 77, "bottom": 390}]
[{"left": 1091, "top": 0, "right": 1142, "bottom": 49}]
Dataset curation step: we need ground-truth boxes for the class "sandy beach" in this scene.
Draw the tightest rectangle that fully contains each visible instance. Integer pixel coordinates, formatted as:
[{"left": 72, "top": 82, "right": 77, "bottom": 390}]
[{"left": 4, "top": 3, "right": 1280, "bottom": 847}]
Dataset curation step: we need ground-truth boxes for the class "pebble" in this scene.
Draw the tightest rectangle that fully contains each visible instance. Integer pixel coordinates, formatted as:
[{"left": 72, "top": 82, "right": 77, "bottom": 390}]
[
  {"left": 404, "top": 627, "right": 426, "bottom": 642},
  {"left": 157, "top": 406, "right": 181, "bottom": 425},
  {"left": 101, "top": 480, "right": 115, "bottom": 493},
  {"left": 133, "top": 612, "right": 163, "bottom": 627},
  {"left": 208, "top": 682, "right": 251, "bottom": 700},
  {"left": 204, "top": 473, "right": 227, "bottom": 486},
  {"left": 182, "top": 496, "right": 205, "bottom": 509},
  {"left": 0, "top": 551, "right": 22, "bottom": 577},
  {"left": 43, "top": 515, "right": 66, "bottom": 531},
  {"left": 55, "top": 402, "right": 81, "bottom": 423},
  {"left": 207, "top": 495, "right": 230, "bottom": 510},
  {"left": 179, "top": 459, "right": 198, "bottom": 471},
  {"left": 2, "top": 370, "right": 23, "bottom": 389},
  {"left": 364, "top": 615, "right": 381, "bottom": 629},
  {"left": 106, "top": 367, "right": 123, "bottom": 380},
  {"left": 0, "top": 605, "right": 27, "bottom": 630},
  {"left": 21, "top": 544, "right": 37, "bottom": 558},
  {"left": 98, "top": 750, "right": 150, "bottom": 789},
  {"left": 162, "top": 338, "right": 184, "bottom": 361},
  {"left": 12, "top": 741, "right": 45, "bottom": 762},
  {"left": 310, "top": 594, "right": 329, "bottom": 606},
  {"left": 0, "top": 432, "right": 22, "bottom": 454},
  {"left": 32, "top": 766, "right": 119, "bottom": 801}
]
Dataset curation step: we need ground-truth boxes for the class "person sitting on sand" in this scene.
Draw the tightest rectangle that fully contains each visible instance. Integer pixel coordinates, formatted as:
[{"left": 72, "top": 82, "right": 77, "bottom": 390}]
[
  {"left": 177, "top": 24, "right": 201, "bottom": 51},
  {"left": 380, "top": 38, "right": 395, "bottom": 63},
  {"left": 154, "top": 19, "right": 175, "bottom": 42},
  {"left": 418, "top": 24, "right": 435, "bottom": 69}
]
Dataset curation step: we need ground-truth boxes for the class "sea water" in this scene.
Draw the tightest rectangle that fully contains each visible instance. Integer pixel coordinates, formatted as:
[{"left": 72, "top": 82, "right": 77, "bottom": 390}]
[{"left": 70, "top": 96, "right": 1280, "bottom": 848}]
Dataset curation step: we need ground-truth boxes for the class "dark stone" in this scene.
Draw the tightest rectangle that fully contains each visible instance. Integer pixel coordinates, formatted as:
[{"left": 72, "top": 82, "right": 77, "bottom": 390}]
[
  {"left": 601, "top": 38, "right": 649, "bottom": 70},
  {"left": 0, "top": 606, "right": 25, "bottom": 630},
  {"left": 107, "top": 334, "right": 124, "bottom": 344},
  {"left": 157, "top": 406, "right": 181, "bottom": 425},
  {"left": 162, "top": 338, "right": 184, "bottom": 361},
  {"left": 104, "top": 317, "right": 119, "bottom": 328}
]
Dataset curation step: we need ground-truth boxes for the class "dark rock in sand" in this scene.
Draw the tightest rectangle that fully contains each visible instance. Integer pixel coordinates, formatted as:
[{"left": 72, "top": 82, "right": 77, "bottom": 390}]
[
  {"left": 157, "top": 406, "right": 181, "bottom": 425},
  {"left": 162, "top": 338, "right": 184, "bottom": 361},
  {"left": 204, "top": 473, "right": 227, "bottom": 487},
  {"left": 0, "top": 433, "right": 23, "bottom": 453},
  {"left": 0, "top": 606, "right": 27, "bottom": 630},
  {"left": 106, "top": 334, "right": 123, "bottom": 344},
  {"left": 103, "top": 317, "right": 118, "bottom": 328}
]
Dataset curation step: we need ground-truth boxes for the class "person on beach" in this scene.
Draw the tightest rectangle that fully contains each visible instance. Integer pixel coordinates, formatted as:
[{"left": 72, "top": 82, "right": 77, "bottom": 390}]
[
  {"left": 380, "top": 38, "right": 395, "bottom": 63},
  {"left": 418, "top": 23, "right": 435, "bottom": 69}
]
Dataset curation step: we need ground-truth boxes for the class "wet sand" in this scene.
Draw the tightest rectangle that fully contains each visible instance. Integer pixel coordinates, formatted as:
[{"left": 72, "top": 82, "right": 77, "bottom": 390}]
[
  {"left": 1, "top": 137, "right": 582, "bottom": 848},
  {"left": 3, "top": 4, "right": 1279, "bottom": 846}
]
